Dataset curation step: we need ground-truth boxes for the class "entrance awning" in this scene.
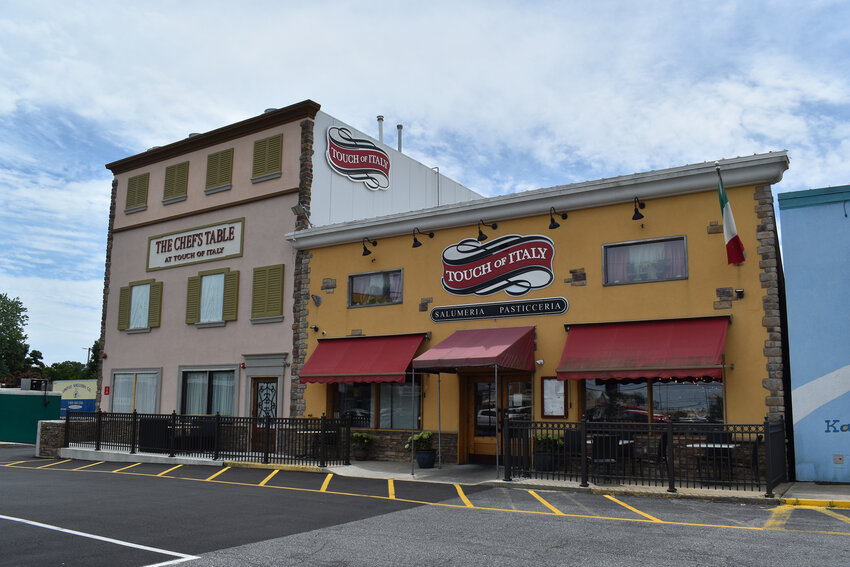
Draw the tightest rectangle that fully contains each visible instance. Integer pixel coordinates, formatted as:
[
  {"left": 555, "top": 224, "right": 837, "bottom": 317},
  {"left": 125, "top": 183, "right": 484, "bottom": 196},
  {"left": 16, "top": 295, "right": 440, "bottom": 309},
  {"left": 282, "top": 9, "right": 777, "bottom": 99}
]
[
  {"left": 412, "top": 326, "right": 536, "bottom": 373},
  {"left": 556, "top": 317, "right": 729, "bottom": 381},
  {"left": 299, "top": 334, "right": 426, "bottom": 384}
]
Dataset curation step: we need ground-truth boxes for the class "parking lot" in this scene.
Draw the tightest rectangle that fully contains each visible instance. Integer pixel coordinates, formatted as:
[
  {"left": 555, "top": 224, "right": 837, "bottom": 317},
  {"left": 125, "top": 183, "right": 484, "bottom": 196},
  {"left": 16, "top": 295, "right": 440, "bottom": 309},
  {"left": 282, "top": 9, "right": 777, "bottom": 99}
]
[{"left": 2, "top": 446, "right": 849, "bottom": 566}]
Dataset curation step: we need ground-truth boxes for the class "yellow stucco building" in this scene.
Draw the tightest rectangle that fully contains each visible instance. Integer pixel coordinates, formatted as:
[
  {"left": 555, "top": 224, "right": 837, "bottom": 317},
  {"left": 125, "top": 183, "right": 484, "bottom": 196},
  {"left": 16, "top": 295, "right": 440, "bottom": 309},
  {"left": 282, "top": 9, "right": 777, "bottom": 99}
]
[{"left": 287, "top": 152, "right": 789, "bottom": 464}]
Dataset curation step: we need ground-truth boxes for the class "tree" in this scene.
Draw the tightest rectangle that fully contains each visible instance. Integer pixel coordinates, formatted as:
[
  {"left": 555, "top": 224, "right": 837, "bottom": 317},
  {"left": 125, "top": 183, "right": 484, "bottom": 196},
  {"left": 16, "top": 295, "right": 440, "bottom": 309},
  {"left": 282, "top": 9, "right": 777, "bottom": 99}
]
[
  {"left": 0, "top": 293, "right": 30, "bottom": 378},
  {"left": 44, "top": 361, "right": 88, "bottom": 382},
  {"left": 84, "top": 339, "right": 101, "bottom": 379},
  {"left": 26, "top": 349, "right": 45, "bottom": 372}
]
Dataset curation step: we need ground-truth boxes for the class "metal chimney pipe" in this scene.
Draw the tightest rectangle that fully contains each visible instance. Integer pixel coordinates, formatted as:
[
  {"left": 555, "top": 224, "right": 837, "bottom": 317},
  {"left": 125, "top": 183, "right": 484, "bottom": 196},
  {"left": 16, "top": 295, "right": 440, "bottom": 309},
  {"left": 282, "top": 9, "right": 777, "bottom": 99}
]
[
  {"left": 397, "top": 124, "right": 403, "bottom": 153},
  {"left": 377, "top": 115, "right": 384, "bottom": 143}
]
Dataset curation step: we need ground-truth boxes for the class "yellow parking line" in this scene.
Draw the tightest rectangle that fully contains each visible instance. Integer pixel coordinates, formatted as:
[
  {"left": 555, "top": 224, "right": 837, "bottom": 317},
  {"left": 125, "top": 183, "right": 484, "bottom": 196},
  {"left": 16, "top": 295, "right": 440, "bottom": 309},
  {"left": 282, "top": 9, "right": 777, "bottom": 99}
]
[
  {"left": 73, "top": 461, "right": 104, "bottom": 471},
  {"left": 37, "top": 459, "right": 71, "bottom": 469},
  {"left": 388, "top": 479, "right": 395, "bottom": 499},
  {"left": 157, "top": 464, "right": 182, "bottom": 477},
  {"left": 817, "top": 507, "right": 850, "bottom": 525},
  {"left": 113, "top": 463, "right": 142, "bottom": 473},
  {"left": 320, "top": 473, "right": 333, "bottom": 492},
  {"left": 4, "top": 460, "right": 38, "bottom": 467},
  {"left": 529, "top": 490, "right": 564, "bottom": 515},
  {"left": 258, "top": 470, "right": 279, "bottom": 487},
  {"left": 455, "top": 484, "right": 474, "bottom": 508},
  {"left": 764, "top": 505, "right": 794, "bottom": 529},
  {"left": 604, "top": 495, "right": 662, "bottom": 522},
  {"left": 204, "top": 467, "right": 230, "bottom": 481}
]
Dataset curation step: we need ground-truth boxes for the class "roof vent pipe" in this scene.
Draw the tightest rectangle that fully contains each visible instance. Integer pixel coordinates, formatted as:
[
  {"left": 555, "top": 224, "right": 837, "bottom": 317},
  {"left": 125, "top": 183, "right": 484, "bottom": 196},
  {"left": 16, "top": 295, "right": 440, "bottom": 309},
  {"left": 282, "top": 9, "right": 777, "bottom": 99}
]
[
  {"left": 377, "top": 115, "right": 384, "bottom": 143},
  {"left": 397, "top": 124, "right": 403, "bottom": 153}
]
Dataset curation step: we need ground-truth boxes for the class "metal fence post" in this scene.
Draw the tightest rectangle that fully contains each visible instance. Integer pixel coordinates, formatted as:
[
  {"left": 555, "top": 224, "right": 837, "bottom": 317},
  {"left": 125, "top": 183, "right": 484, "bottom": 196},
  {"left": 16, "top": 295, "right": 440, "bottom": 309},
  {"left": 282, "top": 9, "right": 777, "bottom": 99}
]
[
  {"left": 263, "top": 415, "right": 271, "bottom": 465},
  {"left": 64, "top": 411, "right": 71, "bottom": 448},
  {"left": 130, "top": 410, "right": 137, "bottom": 454},
  {"left": 343, "top": 415, "right": 352, "bottom": 466},
  {"left": 580, "top": 418, "right": 589, "bottom": 487},
  {"left": 666, "top": 419, "right": 676, "bottom": 493},
  {"left": 169, "top": 411, "right": 177, "bottom": 458},
  {"left": 95, "top": 409, "right": 102, "bottom": 451},
  {"left": 764, "top": 417, "right": 775, "bottom": 498},
  {"left": 503, "top": 412, "right": 512, "bottom": 481},
  {"left": 214, "top": 412, "right": 221, "bottom": 461},
  {"left": 319, "top": 415, "right": 328, "bottom": 468}
]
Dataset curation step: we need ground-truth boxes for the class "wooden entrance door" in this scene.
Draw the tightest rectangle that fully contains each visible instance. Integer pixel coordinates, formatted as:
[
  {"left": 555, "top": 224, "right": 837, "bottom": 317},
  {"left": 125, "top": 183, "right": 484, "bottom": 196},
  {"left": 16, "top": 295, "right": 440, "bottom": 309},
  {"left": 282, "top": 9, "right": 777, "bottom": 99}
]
[
  {"left": 251, "top": 377, "right": 278, "bottom": 452},
  {"left": 466, "top": 375, "right": 532, "bottom": 463}
]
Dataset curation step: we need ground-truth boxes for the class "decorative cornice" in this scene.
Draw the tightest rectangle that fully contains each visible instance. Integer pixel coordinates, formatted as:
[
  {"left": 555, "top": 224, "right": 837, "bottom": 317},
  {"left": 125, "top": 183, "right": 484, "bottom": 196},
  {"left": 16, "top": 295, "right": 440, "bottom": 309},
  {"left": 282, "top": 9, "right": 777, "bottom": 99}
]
[
  {"left": 106, "top": 100, "right": 321, "bottom": 174},
  {"left": 286, "top": 151, "right": 790, "bottom": 250}
]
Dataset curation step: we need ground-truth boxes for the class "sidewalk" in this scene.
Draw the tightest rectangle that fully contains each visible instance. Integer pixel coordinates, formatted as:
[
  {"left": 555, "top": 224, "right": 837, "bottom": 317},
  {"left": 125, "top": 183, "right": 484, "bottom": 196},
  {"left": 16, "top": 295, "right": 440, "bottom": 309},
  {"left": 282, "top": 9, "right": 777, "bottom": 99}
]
[{"left": 44, "top": 445, "right": 850, "bottom": 509}]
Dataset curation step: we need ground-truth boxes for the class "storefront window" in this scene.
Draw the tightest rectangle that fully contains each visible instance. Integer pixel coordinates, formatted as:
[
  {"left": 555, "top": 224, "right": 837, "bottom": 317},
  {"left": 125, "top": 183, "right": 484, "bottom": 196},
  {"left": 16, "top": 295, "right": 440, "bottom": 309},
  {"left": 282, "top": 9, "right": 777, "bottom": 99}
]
[
  {"left": 652, "top": 380, "right": 724, "bottom": 423},
  {"left": 603, "top": 237, "right": 687, "bottom": 285},
  {"left": 585, "top": 380, "right": 649, "bottom": 422},
  {"left": 181, "top": 370, "right": 234, "bottom": 415},
  {"left": 112, "top": 372, "right": 159, "bottom": 413},
  {"left": 378, "top": 382, "right": 420, "bottom": 429},
  {"left": 585, "top": 379, "right": 724, "bottom": 423},
  {"left": 335, "top": 383, "right": 374, "bottom": 427},
  {"left": 348, "top": 270, "right": 403, "bottom": 306}
]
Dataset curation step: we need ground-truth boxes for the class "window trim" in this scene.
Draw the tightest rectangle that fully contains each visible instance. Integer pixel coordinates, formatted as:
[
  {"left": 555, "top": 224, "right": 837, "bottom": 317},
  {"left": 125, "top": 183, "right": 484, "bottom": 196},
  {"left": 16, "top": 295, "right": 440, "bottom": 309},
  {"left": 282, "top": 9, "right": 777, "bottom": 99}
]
[
  {"left": 118, "top": 279, "right": 162, "bottom": 332},
  {"left": 186, "top": 268, "right": 239, "bottom": 327},
  {"left": 177, "top": 365, "right": 239, "bottom": 416},
  {"left": 110, "top": 368, "right": 162, "bottom": 414},
  {"left": 347, "top": 269, "right": 404, "bottom": 308},
  {"left": 602, "top": 235, "right": 688, "bottom": 286}
]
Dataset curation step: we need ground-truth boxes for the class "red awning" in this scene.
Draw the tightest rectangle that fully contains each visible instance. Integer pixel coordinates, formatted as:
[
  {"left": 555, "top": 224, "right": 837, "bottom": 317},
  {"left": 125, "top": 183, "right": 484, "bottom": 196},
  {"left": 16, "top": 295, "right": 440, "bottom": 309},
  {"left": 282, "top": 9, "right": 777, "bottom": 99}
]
[
  {"left": 412, "top": 326, "right": 536, "bottom": 372},
  {"left": 299, "top": 334, "right": 426, "bottom": 384},
  {"left": 556, "top": 317, "right": 729, "bottom": 381}
]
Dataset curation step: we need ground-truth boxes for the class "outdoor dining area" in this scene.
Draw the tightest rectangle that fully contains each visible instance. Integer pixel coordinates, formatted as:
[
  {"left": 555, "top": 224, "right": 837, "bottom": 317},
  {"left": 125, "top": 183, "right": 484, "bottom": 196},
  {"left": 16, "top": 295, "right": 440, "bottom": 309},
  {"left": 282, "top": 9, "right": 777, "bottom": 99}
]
[{"left": 502, "top": 418, "right": 786, "bottom": 497}]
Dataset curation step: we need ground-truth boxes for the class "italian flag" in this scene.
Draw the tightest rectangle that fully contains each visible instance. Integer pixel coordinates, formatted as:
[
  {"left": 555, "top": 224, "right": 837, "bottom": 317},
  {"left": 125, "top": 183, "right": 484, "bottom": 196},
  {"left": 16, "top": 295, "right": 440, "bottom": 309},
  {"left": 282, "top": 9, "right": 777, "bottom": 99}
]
[{"left": 716, "top": 164, "right": 746, "bottom": 265}]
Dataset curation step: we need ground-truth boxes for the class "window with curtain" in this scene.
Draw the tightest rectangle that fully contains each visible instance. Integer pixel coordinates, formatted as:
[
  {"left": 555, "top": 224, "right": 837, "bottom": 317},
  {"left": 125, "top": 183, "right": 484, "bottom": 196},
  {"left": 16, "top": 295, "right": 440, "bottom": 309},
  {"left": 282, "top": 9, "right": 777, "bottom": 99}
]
[
  {"left": 348, "top": 270, "right": 403, "bottom": 307},
  {"left": 129, "top": 284, "right": 150, "bottom": 329},
  {"left": 603, "top": 237, "right": 687, "bottom": 285},
  {"left": 200, "top": 273, "right": 225, "bottom": 322},
  {"left": 181, "top": 370, "right": 234, "bottom": 414},
  {"left": 112, "top": 372, "right": 158, "bottom": 413},
  {"left": 118, "top": 280, "right": 162, "bottom": 331}
]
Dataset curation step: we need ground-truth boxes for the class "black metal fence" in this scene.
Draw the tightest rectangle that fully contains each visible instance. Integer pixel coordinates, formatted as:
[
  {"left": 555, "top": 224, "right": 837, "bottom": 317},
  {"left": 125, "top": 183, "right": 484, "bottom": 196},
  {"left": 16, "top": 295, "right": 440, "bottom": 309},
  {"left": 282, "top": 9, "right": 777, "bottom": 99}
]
[
  {"left": 503, "top": 418, "right": 787, "bottom": 497},
  {"left": 65, "top": 411, "right": 351, "bottom": 468}
]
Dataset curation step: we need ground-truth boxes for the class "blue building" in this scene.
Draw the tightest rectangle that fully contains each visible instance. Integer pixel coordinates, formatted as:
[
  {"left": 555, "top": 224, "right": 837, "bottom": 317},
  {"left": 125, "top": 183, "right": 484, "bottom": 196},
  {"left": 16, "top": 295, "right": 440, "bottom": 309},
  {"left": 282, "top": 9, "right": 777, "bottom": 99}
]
[{"left": 779, "top": 185, "right": 850, "bottom": 482}]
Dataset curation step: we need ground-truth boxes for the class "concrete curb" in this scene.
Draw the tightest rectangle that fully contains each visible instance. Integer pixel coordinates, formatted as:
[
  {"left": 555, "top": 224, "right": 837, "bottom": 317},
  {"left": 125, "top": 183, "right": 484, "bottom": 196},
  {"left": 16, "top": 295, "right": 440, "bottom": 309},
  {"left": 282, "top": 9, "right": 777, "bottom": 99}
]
[
  {"left": 226, "top": 461, "right": 322, "bottom": 473},
  {"left": 781, "top": 498, "right": 850, "bottom": 509}
]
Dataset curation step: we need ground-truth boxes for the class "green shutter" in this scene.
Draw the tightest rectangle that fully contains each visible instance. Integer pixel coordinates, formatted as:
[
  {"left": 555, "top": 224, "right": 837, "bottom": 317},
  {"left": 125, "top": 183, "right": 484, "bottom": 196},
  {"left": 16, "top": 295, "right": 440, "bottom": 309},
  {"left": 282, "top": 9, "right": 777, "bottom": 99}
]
[
  {"left": 126, "top": 173, "right": 149, "bottom": 209},
  {"left": 186, "top": 276, "right": 201, "bottom": 324},
  {"left": 222, "top": 270, "right": 240, "bottom": 321},
  {"left": 206, "top": 149, "right": 234, "bottom": 189},
  {"left": 252, "top": 134, "right": 282, "bottom": 178},
  {"left": 148, "top": 281, "right": 163, "bottom": 328},
  {"left": 118, "top": 286, "right": 131, "bottom": 330},
  {"left": 251, "top": 266, "right": 268, "bottom": 317},
  {"left": 251, "top": 264, "right": 284, "bottom": 318},
  {"left": 164, "top": 161, "right": 189, "bottom": 200}
]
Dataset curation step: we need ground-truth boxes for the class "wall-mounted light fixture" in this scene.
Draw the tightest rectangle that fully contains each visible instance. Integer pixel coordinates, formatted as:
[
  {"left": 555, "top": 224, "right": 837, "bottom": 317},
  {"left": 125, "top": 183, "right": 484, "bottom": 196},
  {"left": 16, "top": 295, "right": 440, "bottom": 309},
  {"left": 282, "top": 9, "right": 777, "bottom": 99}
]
[
  {"left": 310, "top": 325, "right": 319, "bottom": 332},
  {"left": 291, "top": 203, "right": 313, "bottom": 227},
  {"left": 362, "top": 237, "right": 377, "bottom": 256},
  {"left": 549, "top": 207, "right": 568, "bottom": 229},
  {"left": 477, "top": 220, "right": 498, "bottom": 242},
  {"left": 632, "top": 197, "right": 646, "bottom": 221},
  {"left": 412, "top": 227, "right": 434, "bottom": 248},
  {"left": 735, "top": 289, "right": 745, "bottom": 299}
]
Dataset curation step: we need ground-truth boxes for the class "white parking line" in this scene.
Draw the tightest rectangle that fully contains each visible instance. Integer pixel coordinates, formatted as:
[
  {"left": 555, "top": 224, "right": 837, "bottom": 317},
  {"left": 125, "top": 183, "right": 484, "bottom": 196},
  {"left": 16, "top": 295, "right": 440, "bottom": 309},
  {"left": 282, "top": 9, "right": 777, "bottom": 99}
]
[{"left": 0, "top": 514, "right": 199, "bottom": 566}]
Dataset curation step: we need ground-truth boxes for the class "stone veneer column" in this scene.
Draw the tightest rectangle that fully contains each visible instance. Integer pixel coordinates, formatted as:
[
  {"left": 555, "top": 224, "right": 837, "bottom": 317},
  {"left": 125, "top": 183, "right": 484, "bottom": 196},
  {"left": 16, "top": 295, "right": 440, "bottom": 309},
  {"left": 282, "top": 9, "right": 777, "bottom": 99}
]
[
  {"left": 290, "top": 118, "right": 314, "bottom": 417},
  {"left": 96, "top": 178, "right": 118, "bottom": 410},
  {"left": 754, "top": 184, "right": 786, "bottom": 422}
]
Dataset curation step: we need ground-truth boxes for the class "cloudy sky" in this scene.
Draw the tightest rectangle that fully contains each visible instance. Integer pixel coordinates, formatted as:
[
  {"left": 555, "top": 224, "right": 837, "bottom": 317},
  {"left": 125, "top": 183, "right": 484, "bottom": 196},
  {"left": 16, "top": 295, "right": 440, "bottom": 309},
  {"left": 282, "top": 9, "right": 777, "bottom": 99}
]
[{"left": 1, "top": 1, "right": 848, "bottom": 364}]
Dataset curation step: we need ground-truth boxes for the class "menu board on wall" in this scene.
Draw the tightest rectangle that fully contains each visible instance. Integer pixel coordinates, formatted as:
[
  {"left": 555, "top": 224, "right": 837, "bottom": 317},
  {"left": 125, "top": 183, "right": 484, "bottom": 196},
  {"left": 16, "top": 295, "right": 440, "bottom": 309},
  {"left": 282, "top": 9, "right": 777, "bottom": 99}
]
[{"left": 542, "top": 377, "right": 566, "bottom": 417}]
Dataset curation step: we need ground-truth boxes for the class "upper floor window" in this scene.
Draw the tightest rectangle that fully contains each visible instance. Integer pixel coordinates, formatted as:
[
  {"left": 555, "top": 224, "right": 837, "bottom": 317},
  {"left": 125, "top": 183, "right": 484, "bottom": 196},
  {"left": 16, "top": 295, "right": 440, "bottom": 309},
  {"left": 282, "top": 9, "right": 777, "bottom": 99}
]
[
  {"left": 125, "top": 173, "right": 149, "bottom": 213},
  {"left": 251, "top": 264, "right": 285, "bottom": 322},
  {"left": 163, "top": 161, "right": 189, "bottom": 204},
  {"left": 186, "top": 268, "right": 239, "bottom": 326},
  {"left": 252, "top": 134, "right": 283, "bottom": 183},
  {"left": 603, "top": 236, "right": 687, "bottom": 285},
  {"left": 205, "top": 148, "right": 234, "bottom": 195},
  {"left": 348, "top": 270, "right": 402, "bottom": 307},
  {"left": 117, "top": 280, "right": 162, "bottom": 332}
]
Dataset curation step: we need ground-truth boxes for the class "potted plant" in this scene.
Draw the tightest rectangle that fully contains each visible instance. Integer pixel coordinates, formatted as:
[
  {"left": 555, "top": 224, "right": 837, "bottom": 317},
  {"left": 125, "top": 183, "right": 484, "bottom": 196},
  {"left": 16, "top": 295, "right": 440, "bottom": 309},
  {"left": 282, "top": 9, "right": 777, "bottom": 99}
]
[
  {"left": 351, "top": 432, "right": 374, "bottom": 460},
  {"left": 405, "top": 431, "right": 436, "bottom": 469},
  {"left": 533, "top": 433, "right": 564, "bottom": 472}
]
